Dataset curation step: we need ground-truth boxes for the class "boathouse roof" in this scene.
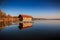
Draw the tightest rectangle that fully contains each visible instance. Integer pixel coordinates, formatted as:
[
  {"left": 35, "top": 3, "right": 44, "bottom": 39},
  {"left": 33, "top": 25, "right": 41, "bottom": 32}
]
[{"left": 18, "top": 14, "right": 32, "bottom": 18}]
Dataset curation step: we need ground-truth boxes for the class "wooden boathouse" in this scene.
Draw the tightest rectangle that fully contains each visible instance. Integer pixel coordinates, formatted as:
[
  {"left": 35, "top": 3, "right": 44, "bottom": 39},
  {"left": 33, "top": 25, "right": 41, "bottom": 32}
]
[{"left": 18, "top": 14, "right": 33, "bottom": 23}]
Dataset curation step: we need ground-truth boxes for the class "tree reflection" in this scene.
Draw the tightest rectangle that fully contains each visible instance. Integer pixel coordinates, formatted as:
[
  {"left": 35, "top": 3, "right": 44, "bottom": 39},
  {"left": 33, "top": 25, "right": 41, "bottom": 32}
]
[{"left": 0, "top": 21, "right": 12, "bottom": 31}]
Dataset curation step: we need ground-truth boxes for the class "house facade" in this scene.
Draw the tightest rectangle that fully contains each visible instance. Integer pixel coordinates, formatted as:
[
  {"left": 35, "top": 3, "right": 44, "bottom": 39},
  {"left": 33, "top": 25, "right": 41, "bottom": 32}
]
[{"left": 18, "top": 14, "right": 33, "bottom": 22}]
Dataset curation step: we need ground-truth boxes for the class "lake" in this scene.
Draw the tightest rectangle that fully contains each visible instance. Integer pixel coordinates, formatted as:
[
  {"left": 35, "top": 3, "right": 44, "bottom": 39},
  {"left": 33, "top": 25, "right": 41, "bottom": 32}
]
[{"left": 0, "top": 20, "right": 60, "bottom": 40}]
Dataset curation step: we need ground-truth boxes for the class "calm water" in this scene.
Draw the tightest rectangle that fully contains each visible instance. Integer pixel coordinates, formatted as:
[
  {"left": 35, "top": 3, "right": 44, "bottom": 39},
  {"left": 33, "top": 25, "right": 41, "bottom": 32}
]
[{"left": 0, "top": 20, "right": 60, "bottom": 40}]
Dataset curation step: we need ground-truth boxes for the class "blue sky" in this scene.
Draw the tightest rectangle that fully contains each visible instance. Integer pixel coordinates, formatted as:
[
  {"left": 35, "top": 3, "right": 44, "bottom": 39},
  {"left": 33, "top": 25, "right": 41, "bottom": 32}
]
[{"left": 0, "top": 0, "right": 60, "bottom": 18}]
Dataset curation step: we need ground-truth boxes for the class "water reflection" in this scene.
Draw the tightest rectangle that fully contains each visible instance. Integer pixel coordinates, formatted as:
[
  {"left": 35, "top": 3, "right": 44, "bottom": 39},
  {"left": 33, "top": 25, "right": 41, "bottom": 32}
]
[
  {"left": 0, "top": 20, "right": 60, "bottom": 40},
  {"left": 0, "top": 21, "right": 12, "bottom": 31},
  {"left": 18, "top": 22, "right": 32, "bottom": 30}
]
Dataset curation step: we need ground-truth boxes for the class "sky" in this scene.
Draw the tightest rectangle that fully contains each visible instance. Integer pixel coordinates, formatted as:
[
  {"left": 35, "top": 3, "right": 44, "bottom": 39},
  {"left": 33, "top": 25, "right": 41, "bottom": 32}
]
[{"left": 0, "top": 0, "right": 60, "bottom": 18}]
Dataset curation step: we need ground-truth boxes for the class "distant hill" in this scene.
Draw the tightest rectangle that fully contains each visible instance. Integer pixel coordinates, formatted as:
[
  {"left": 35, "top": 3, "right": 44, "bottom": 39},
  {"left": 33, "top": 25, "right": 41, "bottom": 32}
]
[
  {"left": 47, "top": 19, "right": 60, "bottom": 20},
  {"left": 33, "top": 18, "right": 47, "bottom": 20},
  {"left": 33, "top": 18, "right": 60, "bottom": 20}
]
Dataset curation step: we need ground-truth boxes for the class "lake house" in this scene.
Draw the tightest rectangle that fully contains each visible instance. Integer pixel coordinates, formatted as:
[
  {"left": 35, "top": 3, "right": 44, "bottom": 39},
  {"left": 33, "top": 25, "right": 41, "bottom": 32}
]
[{"left": 18, "top": 14, "right": 32, "bottom": 23}]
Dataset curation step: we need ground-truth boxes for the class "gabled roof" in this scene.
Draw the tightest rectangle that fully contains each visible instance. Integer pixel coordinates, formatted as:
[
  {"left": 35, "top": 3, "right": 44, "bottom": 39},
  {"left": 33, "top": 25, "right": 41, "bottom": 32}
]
[{"left": 19, "top": 14, "right": 32, "bottom": 18}]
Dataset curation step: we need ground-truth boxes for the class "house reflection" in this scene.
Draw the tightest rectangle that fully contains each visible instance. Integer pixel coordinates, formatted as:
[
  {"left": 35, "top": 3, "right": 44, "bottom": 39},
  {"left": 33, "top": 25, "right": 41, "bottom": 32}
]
[{"left": 18, "top": 22, "right": 32, "bottom": 30}]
